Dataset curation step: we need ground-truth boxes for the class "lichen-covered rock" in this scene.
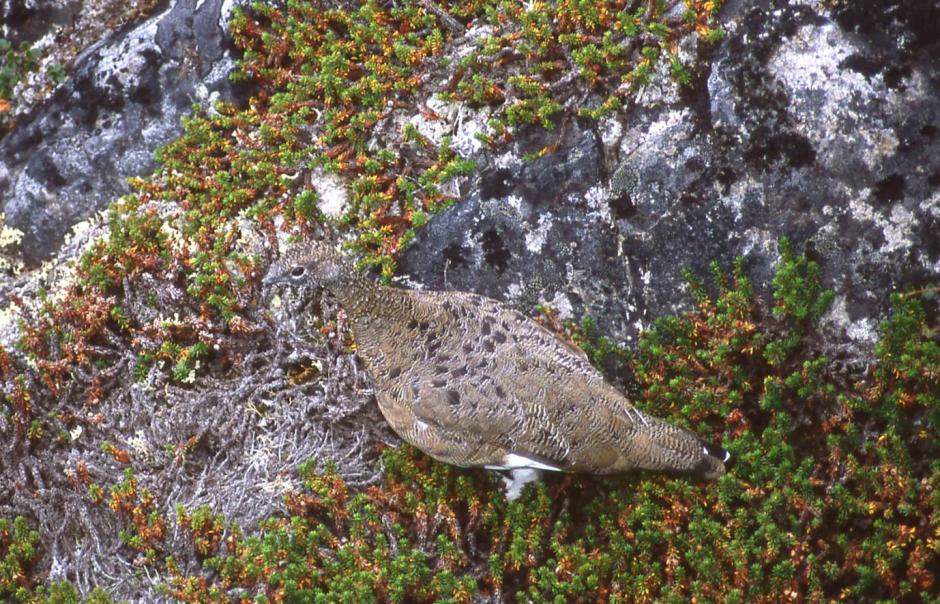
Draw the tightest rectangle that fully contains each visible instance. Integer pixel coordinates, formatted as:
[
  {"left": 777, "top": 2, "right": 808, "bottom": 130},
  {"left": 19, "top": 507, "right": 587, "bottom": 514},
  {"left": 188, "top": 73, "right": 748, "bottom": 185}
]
[
  {"left": 399, "top": 0, "right": 940, "bottom": 370},
  {"left": 0, "top": 0, "right": 240, "bottom": 267},
  {"left": 398, "top": 123, "right": 639, "bottom": 337}
]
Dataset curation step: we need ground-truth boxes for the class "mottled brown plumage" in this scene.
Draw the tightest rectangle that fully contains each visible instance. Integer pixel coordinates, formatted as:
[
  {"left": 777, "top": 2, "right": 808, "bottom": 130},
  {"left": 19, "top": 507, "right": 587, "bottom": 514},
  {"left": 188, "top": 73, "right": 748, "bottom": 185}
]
[{"left": 264, "top": 240, "right": 728, "bottom": 498}]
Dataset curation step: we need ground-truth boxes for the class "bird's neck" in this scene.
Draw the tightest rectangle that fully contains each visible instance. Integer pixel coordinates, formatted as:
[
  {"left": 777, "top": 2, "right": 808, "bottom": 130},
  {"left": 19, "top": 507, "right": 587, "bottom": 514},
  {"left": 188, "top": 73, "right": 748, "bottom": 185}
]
[
  {"left": 331, "top": 275, "right": 416, "bottom": 334},
  {"left": 330, "top": 276, "right": 422, "bottom": 378}
]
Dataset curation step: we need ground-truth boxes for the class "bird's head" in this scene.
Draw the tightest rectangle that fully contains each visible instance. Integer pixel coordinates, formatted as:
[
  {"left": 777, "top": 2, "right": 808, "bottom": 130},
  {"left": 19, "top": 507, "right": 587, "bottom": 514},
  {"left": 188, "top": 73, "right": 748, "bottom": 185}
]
[{"left": 262, "top": 239, "right": 354, "bottom": 296}]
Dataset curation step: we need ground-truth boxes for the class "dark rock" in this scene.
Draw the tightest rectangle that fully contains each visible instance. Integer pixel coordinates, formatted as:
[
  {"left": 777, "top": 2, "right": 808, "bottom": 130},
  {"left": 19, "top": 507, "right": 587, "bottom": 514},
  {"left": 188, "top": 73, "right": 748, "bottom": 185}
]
[
  {"left": 401, "top": 123, "right": 641, "bottom": 339},
  {"left": 1, "top": 0, "right": 83, "bottom": 45},
  {"left": 400, "top": 0, "right": 940, "bottom": 365},
  {"left": 0, "top": 0, "right": 240, "bottom": 266}
]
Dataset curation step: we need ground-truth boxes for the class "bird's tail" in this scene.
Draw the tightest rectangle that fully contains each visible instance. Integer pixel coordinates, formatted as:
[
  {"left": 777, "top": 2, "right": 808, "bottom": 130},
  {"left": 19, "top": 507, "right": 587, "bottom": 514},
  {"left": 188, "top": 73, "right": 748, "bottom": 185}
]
[
  {"left": 693, "top": 439, "right": 731, "bottom": 480},
  {"left": 634, "top": 412, "right": 730, "bottom": 480}
]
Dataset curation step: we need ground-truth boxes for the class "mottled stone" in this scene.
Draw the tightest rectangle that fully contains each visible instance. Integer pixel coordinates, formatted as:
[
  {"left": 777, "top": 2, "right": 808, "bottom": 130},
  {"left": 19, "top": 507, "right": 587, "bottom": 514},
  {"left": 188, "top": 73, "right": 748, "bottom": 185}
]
[
  {"left": 400, "top": 0, "right": 940, "bottom": 370},
  {"left": 0, "top": 0, "right": 241, "bottom": 266}
]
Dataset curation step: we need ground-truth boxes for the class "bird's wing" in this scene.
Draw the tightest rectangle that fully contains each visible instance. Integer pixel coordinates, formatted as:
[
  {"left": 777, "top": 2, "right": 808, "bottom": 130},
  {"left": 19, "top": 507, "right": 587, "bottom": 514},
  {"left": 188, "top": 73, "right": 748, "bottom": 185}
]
[{"left": 404, "top": 290, "right": 639, "bottom": 472}]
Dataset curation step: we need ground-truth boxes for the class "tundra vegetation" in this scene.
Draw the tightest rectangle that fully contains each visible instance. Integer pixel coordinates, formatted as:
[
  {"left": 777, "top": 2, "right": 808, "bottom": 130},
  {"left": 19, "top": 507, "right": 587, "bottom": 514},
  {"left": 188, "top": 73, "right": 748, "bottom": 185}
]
[
  {"left": 2, "top": 1, "right": 938, "bottom": 602},
  {"left": 0, "top": 38, "right": 41, "bottom": 131}
]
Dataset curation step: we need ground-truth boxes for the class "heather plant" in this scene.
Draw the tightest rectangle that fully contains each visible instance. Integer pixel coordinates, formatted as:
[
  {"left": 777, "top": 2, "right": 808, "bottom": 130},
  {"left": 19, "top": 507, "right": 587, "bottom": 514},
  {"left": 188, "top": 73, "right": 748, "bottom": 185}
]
[
  {"left": 0, "top": 38, "right": 40, "bottom": 131},
  {"left": 43, "top": 245, "right": 935, "bottom": 602},
  {"left": 0, "top": 39, "right": 40, "bottom": 101},
  {"left": 0, "top": 39, "right": 66, "bottom": 133}
]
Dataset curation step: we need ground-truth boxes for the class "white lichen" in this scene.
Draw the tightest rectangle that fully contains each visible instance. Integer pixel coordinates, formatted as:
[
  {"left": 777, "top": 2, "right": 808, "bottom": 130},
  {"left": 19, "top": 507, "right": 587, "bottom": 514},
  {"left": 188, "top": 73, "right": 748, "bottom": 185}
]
[
  {"left": 524, "top": 214, "right": 553, "bottom": 254},
  {"left": 768, "top": 23, "right": 901, "bottom": 172},
  {"left": 0, "top": 214, "right": 25, "bottom": 275},
  {"left": 823, "top": 295, "right": 878, "bottom": 345},
  {"left": 313, "top": 168, "right": 350, "bottom": 219}
]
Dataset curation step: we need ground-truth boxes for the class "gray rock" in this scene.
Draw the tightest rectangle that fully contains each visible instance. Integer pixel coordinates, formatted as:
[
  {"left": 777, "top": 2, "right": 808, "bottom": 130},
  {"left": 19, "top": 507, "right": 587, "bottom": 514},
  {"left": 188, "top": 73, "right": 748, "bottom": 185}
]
[
  {"left": 400, "top": 0, "right": 940, "bottom": 367},
  {"left": 398, "top": 123, "right": 641, "bottom": 344},
  {"left": 0, "top": 0, "right": 240, "bottom": 266},
  {"left": 2, "top": 0, "right": 79, "bottom": 44}
]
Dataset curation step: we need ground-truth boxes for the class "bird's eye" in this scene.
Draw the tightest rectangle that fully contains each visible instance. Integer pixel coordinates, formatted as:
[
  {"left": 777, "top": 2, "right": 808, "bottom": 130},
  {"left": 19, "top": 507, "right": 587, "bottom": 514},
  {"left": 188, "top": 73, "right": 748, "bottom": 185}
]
[{"left": 290, "top": 266, "right": 306, "bottom": 278}]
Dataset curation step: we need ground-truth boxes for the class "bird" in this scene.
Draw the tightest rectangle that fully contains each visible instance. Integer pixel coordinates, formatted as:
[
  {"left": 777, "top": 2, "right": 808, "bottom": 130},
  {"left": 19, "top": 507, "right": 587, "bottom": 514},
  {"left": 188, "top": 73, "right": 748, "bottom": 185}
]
[{"left": 263, "top": 239, "right": 730, "bottom": 500}]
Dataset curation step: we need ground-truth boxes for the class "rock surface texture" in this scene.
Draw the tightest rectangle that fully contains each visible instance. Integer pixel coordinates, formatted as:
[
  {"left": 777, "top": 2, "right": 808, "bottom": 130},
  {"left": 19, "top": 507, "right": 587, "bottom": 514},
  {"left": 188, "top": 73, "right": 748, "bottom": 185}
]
[
  {"left": 399, "top": 0, "right": 940, "bottom": 370},
  {"left": 0, "top": 0, "right": 240, "bottom": 266},
  {"left": 4, "top": 0, "right": 936, "bottom": 353}
]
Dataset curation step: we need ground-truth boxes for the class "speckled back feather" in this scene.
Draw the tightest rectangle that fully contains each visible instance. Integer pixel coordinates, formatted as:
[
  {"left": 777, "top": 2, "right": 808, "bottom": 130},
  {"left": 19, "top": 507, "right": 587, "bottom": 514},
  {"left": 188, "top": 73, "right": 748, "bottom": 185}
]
[{"left": 264, "top": 241, "right": 728, "bottom": 480}]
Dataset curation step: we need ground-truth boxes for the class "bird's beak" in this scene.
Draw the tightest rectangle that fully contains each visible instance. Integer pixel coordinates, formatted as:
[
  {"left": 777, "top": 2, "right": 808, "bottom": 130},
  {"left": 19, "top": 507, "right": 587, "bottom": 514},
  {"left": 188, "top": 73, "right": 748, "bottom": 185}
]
[
  {"left": 261, "top": 273, "right": 278, "bottom": 288},
  {"left": 260, "top": 273, "right": 283, "bottom": 303}
]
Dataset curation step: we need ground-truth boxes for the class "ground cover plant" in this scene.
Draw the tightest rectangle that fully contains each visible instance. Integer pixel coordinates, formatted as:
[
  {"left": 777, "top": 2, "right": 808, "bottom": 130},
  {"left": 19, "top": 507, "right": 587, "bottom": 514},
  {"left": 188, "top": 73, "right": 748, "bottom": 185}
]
[
  {"left": 144, "top": 245, "right": 940, "bottom": 602},
  {"left": 7, "top": 239, "right": 936, "bottom": 602},
  {"left": 0, "top": 38, "right": 41, "bottom": 132},
  {"left": 4, "top": 0, "right": 939, "bottom": 601}
]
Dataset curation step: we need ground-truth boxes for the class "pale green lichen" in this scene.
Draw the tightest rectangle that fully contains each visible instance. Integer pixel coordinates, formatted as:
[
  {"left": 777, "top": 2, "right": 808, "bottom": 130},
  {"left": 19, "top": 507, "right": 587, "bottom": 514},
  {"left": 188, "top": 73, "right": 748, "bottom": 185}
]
[{"left": 0, "top": 214, "right": 24, "bottom": 275}]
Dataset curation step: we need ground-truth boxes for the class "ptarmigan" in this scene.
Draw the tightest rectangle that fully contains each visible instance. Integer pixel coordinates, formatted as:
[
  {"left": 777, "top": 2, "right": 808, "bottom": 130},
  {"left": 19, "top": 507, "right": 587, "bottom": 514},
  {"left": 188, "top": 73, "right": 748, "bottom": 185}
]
[{"left": 264, "top": 240, "right": 729, "bottom": 499}]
